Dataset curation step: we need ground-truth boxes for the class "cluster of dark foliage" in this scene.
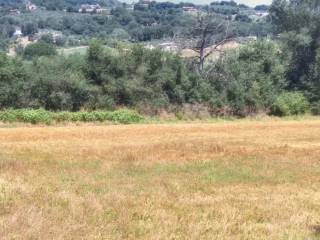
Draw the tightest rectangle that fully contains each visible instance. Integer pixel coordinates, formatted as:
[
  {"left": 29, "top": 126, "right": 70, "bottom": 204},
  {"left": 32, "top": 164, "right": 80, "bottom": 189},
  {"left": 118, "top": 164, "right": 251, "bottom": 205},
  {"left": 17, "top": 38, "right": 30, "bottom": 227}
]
[
  {"left": 209, "top": 1, "right": 249, "bottom": 15},
  {"left": 269, "top": 0, "right": 320, "bottom": 114},
  {"left": 0, "top": 38, "right": 293, "bottom": 116},
  {"left": 0, "top": 42, "right": 193, "bottom": 111}
]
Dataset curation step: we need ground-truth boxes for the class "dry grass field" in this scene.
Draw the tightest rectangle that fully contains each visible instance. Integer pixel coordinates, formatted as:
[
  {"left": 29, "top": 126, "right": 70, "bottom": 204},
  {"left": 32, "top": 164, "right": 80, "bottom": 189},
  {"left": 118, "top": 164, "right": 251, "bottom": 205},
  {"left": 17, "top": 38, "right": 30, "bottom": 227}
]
[{"left": 1, "top": 119, "right": 320, "bottom": 239}]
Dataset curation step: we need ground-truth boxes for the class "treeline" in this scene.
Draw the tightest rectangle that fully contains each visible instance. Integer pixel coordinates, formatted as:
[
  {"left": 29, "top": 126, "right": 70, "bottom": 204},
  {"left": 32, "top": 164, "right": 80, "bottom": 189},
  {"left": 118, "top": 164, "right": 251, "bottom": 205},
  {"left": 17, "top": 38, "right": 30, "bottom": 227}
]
[
  {"left": 0, "top": 42, "right": 195, "bottom": 112},
  {"left": 1, "top": 0, "right": 319, "bottom": 117},
  {"left": 0, "top": 38, "right": 310, "bottom": 117}
]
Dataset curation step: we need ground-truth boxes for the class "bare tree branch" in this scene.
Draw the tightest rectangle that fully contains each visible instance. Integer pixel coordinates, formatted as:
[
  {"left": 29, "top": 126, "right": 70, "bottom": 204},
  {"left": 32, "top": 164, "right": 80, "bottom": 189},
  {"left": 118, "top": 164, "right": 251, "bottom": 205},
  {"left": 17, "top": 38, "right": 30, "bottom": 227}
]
[{"left": 187, "top": 12, "right": 230, "bottom": 73}]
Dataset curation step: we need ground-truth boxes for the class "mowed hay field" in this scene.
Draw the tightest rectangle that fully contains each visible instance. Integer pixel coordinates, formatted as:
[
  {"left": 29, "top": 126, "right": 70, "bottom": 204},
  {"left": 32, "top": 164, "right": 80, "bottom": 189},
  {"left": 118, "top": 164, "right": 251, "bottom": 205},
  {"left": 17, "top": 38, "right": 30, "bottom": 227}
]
[{"left": 1, "top": 120, "right": 320, "bottom": 239}]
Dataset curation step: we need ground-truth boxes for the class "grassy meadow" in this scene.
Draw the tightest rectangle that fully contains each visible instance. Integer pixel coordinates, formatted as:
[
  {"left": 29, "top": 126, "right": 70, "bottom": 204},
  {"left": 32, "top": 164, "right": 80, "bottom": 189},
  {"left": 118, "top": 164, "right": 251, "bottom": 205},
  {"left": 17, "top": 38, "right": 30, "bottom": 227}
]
[{"left": 1, "top": 119, "right": 320, "bottom": 239}]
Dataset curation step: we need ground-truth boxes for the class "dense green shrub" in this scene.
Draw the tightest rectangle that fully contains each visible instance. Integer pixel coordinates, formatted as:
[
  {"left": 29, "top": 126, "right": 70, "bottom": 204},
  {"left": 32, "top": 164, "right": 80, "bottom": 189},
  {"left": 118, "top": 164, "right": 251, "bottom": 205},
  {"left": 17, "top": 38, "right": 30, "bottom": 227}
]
[
  {"left": 53, "top": 111, "right": 109, "bottom": 122},
  {"left": 0, "top": 109, "right": 19, "bottom": 122},
  {"left": 54, "top": 111, "right": 80, "bottom": 122},
  {"left": 271, "top": 92, "right": 310, "bottom": 116},
  {"left": 202, "top": 40, "right": 287, "bottom": 116},
  {"left": 0, "top": 109, "right": 53, "bottom": 124},
  {"left": 0, "top": 109, "right": 144, "bottom": 124},
  {"left": 23, "top": 41, "right": 57, "bottom": 59},
  {"left": 18, "top": 109, "right": 53, "bottom": 124},
  {"left": 110, "top": 109, "right": 144, "bottom": 124}
]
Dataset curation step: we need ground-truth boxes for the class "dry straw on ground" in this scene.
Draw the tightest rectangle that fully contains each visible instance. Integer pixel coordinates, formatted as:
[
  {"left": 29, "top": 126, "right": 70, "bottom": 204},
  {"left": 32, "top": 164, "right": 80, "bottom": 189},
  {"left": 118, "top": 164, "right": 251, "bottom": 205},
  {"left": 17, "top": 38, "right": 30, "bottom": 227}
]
[{"left": 1, "top": 119, "right": 320, "bottom": 239}]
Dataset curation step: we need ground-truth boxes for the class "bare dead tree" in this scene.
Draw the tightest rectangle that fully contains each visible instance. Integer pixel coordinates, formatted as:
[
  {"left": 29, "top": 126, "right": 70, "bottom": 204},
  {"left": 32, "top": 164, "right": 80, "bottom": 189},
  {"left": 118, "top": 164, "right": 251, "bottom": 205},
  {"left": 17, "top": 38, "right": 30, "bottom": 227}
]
[{"left": 190, "top": 12, "right": 232, "bottom": 73}]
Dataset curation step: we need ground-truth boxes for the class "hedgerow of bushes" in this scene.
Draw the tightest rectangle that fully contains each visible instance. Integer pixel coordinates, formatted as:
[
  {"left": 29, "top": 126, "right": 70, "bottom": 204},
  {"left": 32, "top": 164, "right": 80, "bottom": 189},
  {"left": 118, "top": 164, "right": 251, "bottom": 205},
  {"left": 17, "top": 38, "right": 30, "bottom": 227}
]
[{"left": 0, "top": 109, "right": 144, "bottom": 124}]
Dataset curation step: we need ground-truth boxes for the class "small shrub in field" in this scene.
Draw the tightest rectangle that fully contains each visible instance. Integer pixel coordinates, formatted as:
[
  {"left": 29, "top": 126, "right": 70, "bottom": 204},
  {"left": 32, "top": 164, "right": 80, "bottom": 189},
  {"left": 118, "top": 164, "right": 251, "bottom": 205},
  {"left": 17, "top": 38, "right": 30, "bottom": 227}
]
[
  {"left": 79, "top": 111, "right": 112, "bottom": 122},
  {"left": 18, "top": 109, "right": 53, "bottom": 124},
  {"left": 110, "top": 109, "right": 144, "bottom": 124},
  {"left": 175, "top": 111, "right": 185, "bottom": 120},
  {"left": 271, "top": 92, "right": 310, "bottom": 116},
  {"left": 53, "top": 111, "right": 109, "bottom": 123}
]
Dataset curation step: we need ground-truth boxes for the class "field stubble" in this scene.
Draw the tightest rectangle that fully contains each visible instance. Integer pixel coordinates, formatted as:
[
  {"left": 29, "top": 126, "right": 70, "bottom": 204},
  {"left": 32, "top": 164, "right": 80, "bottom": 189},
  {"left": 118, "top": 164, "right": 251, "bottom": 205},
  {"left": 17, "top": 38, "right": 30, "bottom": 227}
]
[{"left": 1, "top": 119, "right": 320, "bottom": 239}]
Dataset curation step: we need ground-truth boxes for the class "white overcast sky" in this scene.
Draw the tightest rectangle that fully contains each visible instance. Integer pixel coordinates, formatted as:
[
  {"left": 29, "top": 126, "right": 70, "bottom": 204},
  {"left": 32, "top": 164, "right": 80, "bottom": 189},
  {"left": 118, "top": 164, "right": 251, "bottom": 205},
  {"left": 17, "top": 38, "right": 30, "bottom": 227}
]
[{"left": 121, "top": 0, "right": 272, "bottom": 7}]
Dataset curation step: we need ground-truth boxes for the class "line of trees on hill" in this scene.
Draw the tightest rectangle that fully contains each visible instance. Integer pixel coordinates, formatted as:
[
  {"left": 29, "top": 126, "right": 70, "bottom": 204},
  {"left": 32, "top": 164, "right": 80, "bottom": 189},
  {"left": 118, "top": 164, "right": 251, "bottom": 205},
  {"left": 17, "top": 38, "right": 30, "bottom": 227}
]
[
  {"left": 0, "top": 0, "right": 119, "bottom": 9},
  {"left": 0, "top": 0, "right": 272, "bottom": 51}
]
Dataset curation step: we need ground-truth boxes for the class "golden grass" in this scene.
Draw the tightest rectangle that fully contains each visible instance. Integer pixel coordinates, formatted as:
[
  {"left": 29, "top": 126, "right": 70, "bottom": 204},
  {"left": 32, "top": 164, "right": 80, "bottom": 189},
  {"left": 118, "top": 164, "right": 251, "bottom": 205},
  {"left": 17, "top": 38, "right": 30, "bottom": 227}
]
[{"left": 1, "top": 119, "right": 320, "bottom": 239}]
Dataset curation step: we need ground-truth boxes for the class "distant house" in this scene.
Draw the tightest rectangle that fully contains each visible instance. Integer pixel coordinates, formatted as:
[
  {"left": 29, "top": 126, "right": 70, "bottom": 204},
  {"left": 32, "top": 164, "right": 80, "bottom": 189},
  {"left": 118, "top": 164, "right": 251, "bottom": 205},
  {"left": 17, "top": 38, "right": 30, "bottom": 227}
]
[
  {"left": 182, "top": 6, "right": 198, "bottom": 15},
  {"left": 26, "top": 1, "right": 37, "bottom": 11},
  {"left": 125, "top": 4, "right": 135, "bottom": 11},
  {"left": 79, "top": 4, "right": 100, "bottom": 13},
  {"left": 78, "top": 4, "right": 111, "bottom": 15},
  {"left": 236, "top": 36, "right": 257, "bottom": 43},
  {"left": 140, "top": 0, "right": 151, "bottom": 6},
  {"left": 134, "top": 0, "right": 151, "bottom": 10},
  {"left": 255, "top": 10, "right": 269, "bottom": 17},
  {"left": 9, "top": 9, "right": 21, "bottom": 15},
  {"left": 13, "top": 28, "right": 22, "bottom": 38}
]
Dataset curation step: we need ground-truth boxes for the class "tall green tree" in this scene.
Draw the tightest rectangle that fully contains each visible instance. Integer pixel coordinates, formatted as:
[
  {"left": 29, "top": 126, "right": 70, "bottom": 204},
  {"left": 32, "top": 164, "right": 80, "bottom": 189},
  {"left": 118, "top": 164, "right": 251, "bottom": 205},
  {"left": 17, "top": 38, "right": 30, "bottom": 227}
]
[
  {"left": 201, "top": 40, "right": 287, "bottom": 115},
  {"left": 270, "top": 0, "right": 320, "bottom": 103},
  {"left": 0, "top": 53, "right": 29, "bottom": 108}
]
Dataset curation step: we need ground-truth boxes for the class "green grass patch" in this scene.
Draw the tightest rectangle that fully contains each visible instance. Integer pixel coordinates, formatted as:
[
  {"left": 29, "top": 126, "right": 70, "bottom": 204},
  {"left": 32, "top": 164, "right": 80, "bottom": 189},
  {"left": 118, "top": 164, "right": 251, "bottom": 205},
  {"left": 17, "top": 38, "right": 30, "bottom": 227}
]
[{"left": 109, "top": 158, "right": 299, "bottom": 186}]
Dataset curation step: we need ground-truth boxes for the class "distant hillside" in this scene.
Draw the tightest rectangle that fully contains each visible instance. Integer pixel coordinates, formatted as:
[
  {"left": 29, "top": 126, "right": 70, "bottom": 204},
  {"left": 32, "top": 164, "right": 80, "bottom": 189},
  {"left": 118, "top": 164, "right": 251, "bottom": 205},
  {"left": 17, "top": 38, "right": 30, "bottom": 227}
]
[
  {"left": 0, "top": 0, "right": 120, "bottom": 9},
  {"left": 33, "top": 0, "right": 120, "bottom": 8},
  {"left": 119, "top": 0, "right": 272, "bottom": 7},
  {"left": 0, "top": 0, "right": 24, "bottom": 7}
]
